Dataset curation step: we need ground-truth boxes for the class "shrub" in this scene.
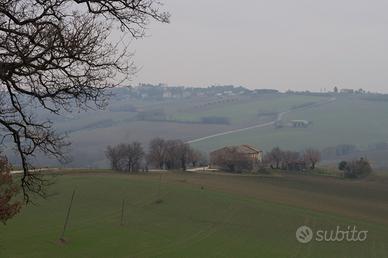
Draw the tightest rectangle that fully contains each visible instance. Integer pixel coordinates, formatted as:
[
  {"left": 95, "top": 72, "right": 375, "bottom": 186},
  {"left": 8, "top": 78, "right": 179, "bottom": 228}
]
[
  {"left": 338, "top": 161, "right": 348, "bottom": 171},
  {"left": 339, "top": 158, "right": 372, "bottom": 179},
  {"left": 257, "top": 167, "right": 271, "bottom": 175},
  {"left": 0, "top": 155, "right": 22, "bottom": 224}
]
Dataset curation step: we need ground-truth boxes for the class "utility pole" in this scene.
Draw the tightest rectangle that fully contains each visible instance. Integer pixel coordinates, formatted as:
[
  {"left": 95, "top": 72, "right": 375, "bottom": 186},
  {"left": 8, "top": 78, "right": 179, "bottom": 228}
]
[
  {"left": 120, "top": 199, "right": 125, "bottom": 226},
  {"left": 60, "top": 189, "right": 76, "bottom": 241},
  {"left": 157, "top": 173, "right": 162, "bottom": 198}
]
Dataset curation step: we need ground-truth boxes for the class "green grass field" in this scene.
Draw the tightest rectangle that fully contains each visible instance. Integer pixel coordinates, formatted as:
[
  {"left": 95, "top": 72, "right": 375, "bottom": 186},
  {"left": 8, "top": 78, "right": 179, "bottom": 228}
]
[
  {"left": 172, "top": 94, "right": 326, "bottom": 125},
  {"left": 1, "top": 171, "right": 388, "bottom": 257}
]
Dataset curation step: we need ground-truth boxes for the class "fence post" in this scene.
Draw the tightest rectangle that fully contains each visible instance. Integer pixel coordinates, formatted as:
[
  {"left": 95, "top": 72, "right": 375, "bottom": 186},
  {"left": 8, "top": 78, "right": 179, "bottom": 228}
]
[
  {"left": 157, "top": 173, "right": 162, "bottom": 198},
  {"left": 120, "top": 199, "right": 125, "bottom": 226}
]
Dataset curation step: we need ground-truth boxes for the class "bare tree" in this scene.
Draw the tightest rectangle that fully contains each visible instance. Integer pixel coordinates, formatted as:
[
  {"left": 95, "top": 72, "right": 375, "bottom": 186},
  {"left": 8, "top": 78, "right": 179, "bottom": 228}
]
[
  {"left": 0, "top": 0, "right": 169, "bottom": 201},
  {"left": 281, "top": 150, "right": 301, "bottom": 170},
  {"left": 265, "top": 147, "right": 283, "bottom": 169},
  {"left": 147, "top": 137, "right": 166, "bottom": 169},
  {"left": 128, "top": 141, "right": 145, "bottom": 172},
  {"left": 176, "top": 141, "right": 191, "bottom": 171},
  {"left": 105, "top": 142, "right": 144, "bottom": 172},
  {"left": 147, "top": 138, "right": 201, "bottom": 170},
  {"left": 105, "top": 145, "right": 122, "bottom": 171},
  {"left": 164, "top": 139, "right": 186, "bottom": 170},
  {"left": 187, "top": 149, "right": 205, "bottom": 167},
  {"left": 303, "top": 148, "right": 321, "bottom": 169}
]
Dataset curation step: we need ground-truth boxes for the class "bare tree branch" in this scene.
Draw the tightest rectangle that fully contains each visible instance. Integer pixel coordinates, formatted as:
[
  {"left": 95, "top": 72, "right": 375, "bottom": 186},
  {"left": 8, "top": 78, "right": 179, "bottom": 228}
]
[{"left": 0, "top": 0, "right": 169, "bottom": 202}]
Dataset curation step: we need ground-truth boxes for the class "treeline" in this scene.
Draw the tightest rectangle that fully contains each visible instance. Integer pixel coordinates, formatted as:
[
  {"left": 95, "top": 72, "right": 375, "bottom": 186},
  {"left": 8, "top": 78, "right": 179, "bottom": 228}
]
[
  {"left": 265, "top": 147, "right": 373, "bottom": 178},
  {"left": 211, "top": 146, "right": 321, "bottom": 173},
  {"left": 264, "top": 147, "right": 321, "bottom": 171},
  {"left": 322, "top": 142, "right": 388, "bottom": 159},
  {"left": 105, "top": 142, "right": 145, "bottom": 172},
  {"left": 105, "top": 138, "right": 206, "bottom": 172}
]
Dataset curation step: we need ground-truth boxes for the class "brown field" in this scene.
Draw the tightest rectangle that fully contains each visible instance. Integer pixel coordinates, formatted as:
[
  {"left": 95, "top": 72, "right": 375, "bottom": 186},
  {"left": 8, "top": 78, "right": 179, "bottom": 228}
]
[{"left": 123, "top": 171, "right": 388, "bottom": 225}]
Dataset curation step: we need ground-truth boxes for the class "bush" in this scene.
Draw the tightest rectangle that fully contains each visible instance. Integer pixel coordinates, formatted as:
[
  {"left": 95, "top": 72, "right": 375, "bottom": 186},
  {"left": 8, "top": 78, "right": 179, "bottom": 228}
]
[
  {"left": 257, "top": 167, "right": 271, "bottom": 175},
  {"left": 0, "top": 155, "right": 22, "bottom": 224},
  {"left": 339, "top": 158, "right": 372, "bottom": 179},
  {"left": 338, "top": 161, "right": 348, "bottom": 171}
]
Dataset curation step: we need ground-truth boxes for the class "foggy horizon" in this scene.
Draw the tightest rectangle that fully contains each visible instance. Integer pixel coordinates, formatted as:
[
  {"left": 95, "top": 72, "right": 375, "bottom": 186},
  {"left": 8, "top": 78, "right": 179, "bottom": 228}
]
[
  {"left": 130, "top": 0, "right": 388, "bottom": 93},
  {"left": 3, "top": 2, "right": 388, "bottom": 257}
]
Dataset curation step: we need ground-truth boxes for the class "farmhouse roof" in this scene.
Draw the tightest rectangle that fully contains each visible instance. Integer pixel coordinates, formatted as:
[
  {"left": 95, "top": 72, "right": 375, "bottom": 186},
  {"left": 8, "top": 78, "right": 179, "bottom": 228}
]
[
  {"left": 211, "top": 144, "right": 262, "bottom": 155},
  {"left": 240, "top": 144, "right": 262, "bottom": 153}
]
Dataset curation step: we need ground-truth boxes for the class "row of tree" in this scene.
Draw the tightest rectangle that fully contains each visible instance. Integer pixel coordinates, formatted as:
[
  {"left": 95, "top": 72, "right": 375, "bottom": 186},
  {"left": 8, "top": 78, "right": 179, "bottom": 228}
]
[
  {"left": 105, "top": 138, "right": 206, "bottom": 172},
  {"left": 105, "top": 142, "right": 145, "bottom": 172},
  {"left": 264, "top": 147, "right": 372, "bottom": 178},
  {"left": 264, "top": 147, "right": 321, "bottom": 171}
]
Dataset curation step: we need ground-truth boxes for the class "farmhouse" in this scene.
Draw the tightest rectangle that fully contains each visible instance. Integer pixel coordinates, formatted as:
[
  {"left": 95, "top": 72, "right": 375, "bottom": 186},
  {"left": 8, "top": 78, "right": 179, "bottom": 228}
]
[
  {"left": 209, "top": 144, "right": 264, "bottom": 171},
  {"left": 291, "top": 120, "right": 311, "bottom": 128},
  {"left": 340, "top": 88, "right": 354, "bottom": 94}
]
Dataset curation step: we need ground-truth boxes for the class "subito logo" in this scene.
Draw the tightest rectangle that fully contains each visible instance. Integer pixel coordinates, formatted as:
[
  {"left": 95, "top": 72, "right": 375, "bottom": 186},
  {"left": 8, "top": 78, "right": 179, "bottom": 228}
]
[{"left": 296, "top": 225, "right": 313, "bottom": 244}]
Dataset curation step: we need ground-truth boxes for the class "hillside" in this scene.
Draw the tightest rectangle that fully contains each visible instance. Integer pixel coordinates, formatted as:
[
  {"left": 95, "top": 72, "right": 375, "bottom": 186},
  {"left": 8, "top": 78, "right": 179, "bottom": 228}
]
[
  {"left": 7, "top": 89, "right": 388, "bottom": 168},
  {"left": 191, "top": 95, "right": 388, "bottom": 168},
  {"left": 10, "top": 91, "right": 325, "bottom": 168}
]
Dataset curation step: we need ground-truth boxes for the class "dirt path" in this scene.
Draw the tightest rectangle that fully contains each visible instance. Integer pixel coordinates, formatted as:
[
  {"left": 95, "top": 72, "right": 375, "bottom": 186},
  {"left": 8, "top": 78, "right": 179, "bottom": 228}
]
[{"left": 186, "top": 97, "right": 336, "bottom": 144}]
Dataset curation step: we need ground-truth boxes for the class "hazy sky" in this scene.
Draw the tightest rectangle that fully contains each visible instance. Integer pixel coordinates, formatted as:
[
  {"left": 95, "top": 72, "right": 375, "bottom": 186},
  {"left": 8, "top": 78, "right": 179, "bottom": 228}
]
[{"left": 131, "top": 0, "right": 388, "bottom": 92}]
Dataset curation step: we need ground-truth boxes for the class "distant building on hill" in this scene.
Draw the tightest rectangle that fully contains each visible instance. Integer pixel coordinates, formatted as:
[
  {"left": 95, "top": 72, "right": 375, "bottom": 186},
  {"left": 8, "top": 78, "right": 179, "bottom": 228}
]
[
  {"left": 291, "top": 120, "right": 311, "bottom": 128},
  {"left": 340, "top": 89, "right": 354, "bottom": 94}
]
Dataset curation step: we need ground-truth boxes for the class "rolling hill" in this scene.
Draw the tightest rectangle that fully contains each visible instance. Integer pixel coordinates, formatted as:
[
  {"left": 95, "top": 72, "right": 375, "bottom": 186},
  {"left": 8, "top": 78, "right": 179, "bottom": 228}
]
[
  {"left": 191, "top": 95, "right": 388, "bottom": 167},
  {"left": 7, "top": 90, "right": 388, "bottom": 168}
]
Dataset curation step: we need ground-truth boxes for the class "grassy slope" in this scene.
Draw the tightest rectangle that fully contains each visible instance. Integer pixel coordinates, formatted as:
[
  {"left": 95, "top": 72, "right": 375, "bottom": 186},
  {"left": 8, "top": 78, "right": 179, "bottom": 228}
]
[
  {"left": 172, "top": 94, "right": 326, "bottom": 124},
  {"left": 1, "top": 172, "right": 388, "bottom": 258},
  {"left": 191, "top": 96, "right": 388, "bottom": 153}
]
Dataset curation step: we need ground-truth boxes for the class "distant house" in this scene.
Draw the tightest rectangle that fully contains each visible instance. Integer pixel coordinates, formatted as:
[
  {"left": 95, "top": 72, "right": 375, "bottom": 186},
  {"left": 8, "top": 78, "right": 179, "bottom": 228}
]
[
  {"left": 275, "top": 120, "right": 311, "bottom": 128},
  {"left": 209, "top": 144, "right": 264, "bottom": 171},
  {"left": 162, "top": 91, "right": 172, "bottom": 98},
  {"left": 291, "top": 120, "right": 311, "bottom": 128},
  {"left": 340, "top": 89, "right": 354, "bottom": 94}
]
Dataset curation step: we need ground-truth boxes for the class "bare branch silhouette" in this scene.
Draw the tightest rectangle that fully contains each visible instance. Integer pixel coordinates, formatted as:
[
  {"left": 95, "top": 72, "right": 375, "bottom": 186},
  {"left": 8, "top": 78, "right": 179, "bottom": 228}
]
[{"left": 0, "top": 0, "right": 169, "bottom": 201}]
